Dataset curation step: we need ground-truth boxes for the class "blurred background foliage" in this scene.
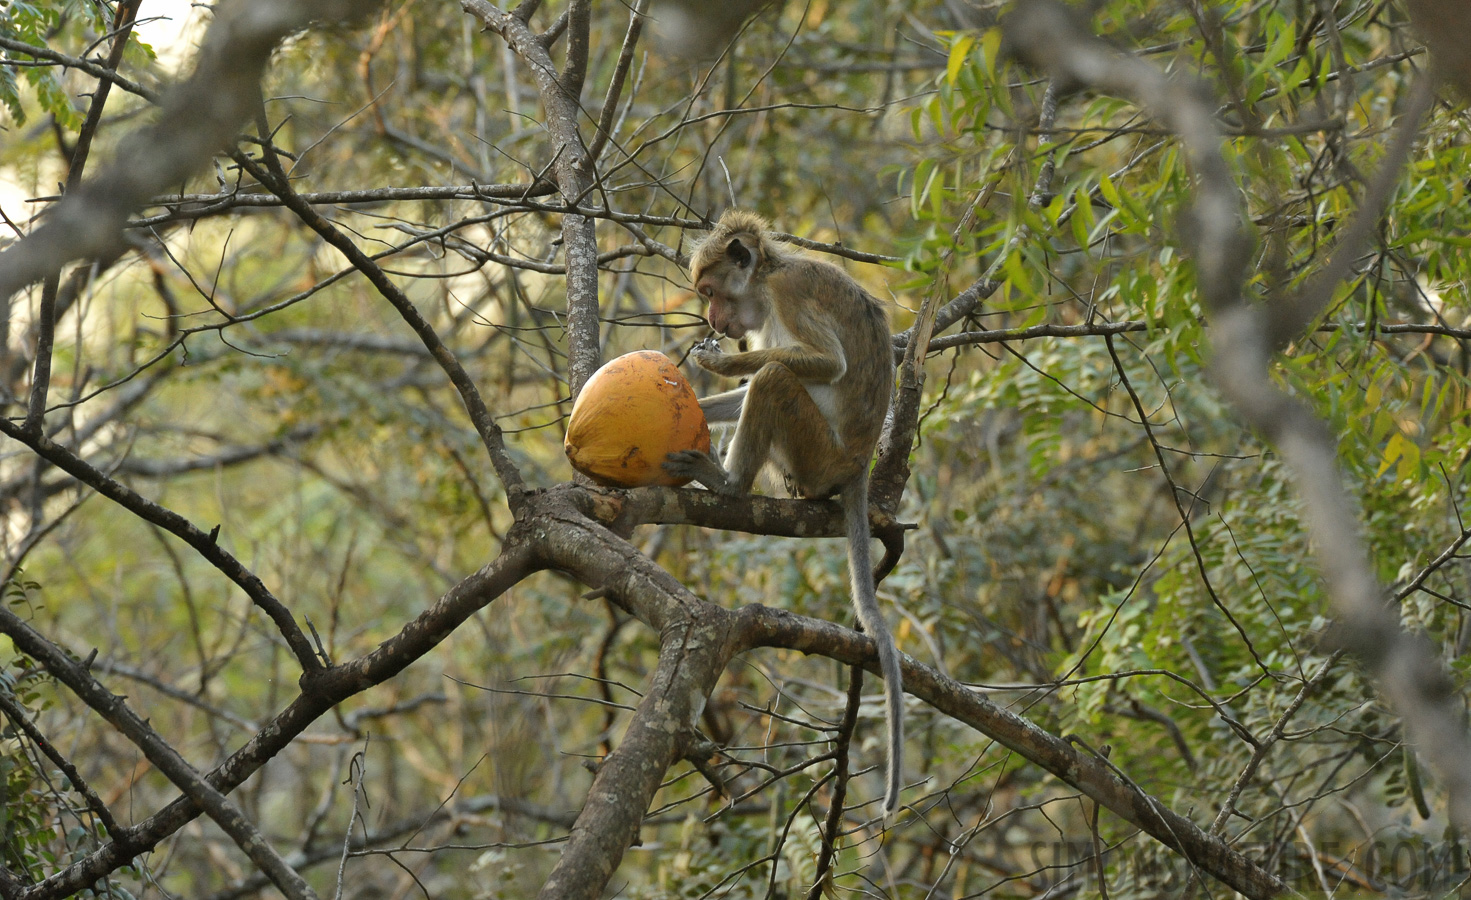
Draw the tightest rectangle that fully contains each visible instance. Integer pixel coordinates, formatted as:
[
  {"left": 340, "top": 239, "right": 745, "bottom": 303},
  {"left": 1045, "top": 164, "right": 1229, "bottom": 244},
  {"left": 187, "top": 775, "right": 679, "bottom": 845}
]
[{"left": 1, "top": 0, "right": 1469, "bottom": 896}]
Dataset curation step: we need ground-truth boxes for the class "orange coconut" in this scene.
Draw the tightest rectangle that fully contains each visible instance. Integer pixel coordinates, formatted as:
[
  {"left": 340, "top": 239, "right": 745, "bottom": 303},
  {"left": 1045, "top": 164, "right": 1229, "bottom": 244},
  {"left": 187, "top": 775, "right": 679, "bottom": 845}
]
[{"left": 564, "top": 350, "right": 712, "bottom": 487}]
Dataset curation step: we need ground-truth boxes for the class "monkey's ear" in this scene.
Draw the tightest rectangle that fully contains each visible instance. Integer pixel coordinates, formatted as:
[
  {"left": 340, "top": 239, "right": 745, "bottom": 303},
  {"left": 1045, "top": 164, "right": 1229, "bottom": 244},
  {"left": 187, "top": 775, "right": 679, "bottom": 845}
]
[{"left": 725, "top": 237, "right": 754, "bottom": 268}]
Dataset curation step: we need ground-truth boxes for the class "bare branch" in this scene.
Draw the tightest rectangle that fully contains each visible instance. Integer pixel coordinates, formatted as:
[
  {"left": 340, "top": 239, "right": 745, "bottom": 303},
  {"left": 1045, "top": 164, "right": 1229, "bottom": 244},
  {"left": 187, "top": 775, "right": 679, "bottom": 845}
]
[
  {"left": 587, "top": 1, "right": 649, "bottom": 164},
  {"left": 233, "top": 148, "right": 528, "bottom": 505},
  {"left": 891, "top": 275, "right": 1000, "bottom": 351},
  {"left": 0, "top": 608, "right": 319, "bottom": 900},
  {"left": 460, "top": 0, "right": 601, "bottom": 396},
  {"left": 0, "top": 419, "right": 321, "bottom": 673},
  {"left": 0, "top": 691, "right": 122, "bottom": 838},
  {"left": 128, "top": 181, "right": 557, "bottom": 227},
  {"left": 112, "top": 425, "right": 320, "bottom": 477},
  {"left": 20, "top": 540, "right": 539, "bottom": 900},
  {"left": 199, "top": 793, "right": 578, "bottom": 900}
]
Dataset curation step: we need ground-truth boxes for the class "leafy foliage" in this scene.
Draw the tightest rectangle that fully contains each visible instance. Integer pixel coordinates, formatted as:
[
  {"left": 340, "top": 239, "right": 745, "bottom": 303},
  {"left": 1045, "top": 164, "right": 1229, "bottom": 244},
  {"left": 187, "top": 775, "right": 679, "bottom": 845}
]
[{"left": 0, "top": 0, "right": 118, "bottom": 127}]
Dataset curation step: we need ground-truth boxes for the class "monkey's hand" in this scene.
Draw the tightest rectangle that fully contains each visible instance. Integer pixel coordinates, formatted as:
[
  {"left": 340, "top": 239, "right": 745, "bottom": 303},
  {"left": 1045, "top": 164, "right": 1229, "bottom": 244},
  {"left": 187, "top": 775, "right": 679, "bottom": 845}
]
[
  {"left": 689, "top": 337, "right": 727, "bottom": 374},
  {"left": 663, "top": 450, "right": 738, "bottom": 495}
]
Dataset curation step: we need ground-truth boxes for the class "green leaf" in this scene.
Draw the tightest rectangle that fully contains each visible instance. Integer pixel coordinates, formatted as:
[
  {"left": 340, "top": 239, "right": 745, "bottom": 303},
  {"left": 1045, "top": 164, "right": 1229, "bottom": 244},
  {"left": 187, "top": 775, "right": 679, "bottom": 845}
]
[{"left": 947, "top": 33, "right": 975, "bottom": 86}]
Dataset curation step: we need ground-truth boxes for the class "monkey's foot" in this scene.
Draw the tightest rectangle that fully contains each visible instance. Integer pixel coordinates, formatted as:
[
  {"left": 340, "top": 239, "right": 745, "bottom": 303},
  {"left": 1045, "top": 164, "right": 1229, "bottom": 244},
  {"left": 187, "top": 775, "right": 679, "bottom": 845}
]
[{"left": 663, "top": 450, "right": 734, "bottom": 494}]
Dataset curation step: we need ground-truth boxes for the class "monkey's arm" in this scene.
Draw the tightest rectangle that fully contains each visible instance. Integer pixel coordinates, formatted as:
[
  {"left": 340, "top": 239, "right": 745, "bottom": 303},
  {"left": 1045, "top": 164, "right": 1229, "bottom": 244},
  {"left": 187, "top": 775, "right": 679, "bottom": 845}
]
[
  {"left": 694, "top": 340, "right": 845, "bottom": 383},
  {"left": 698, "top": 387, "right": 745, "bottom": 424}
]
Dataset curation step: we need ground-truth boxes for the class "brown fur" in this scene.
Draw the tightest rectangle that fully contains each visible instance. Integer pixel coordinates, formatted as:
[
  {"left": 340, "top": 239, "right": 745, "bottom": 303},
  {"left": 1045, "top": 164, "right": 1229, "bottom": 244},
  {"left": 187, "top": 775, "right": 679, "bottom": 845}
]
[{"left": 682, "top": 210, "right": 892, "bottom": 495}]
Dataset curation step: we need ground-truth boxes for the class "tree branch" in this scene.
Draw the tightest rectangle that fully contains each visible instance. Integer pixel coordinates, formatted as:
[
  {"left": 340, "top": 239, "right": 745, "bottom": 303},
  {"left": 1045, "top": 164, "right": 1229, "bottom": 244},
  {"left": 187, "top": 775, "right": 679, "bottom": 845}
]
[
  {"left": 744, "top": 604, "right": 1288, "bottom": 899},
  {"left": 0, "top": 419, "right": 321, "bottom": 673},
  {"left": 17, "top": 539, "right": 539, "bottom": 900},
  {"left": 0, "top": 0, "right": 376, "bottom": 304},
  {"left": 531, "top": 495, "right": 737, "bottom": 900},
  {"left": 112, "top": 425, "right": 320, "bottom": 477},
  {"left": 0, "top": 35, "right": 159, "bottom": 104},
  {"left": 460, "top": 0, "right": 602, "bottom": 396},
  {"left": 586, "top": 0, "right": 648, "bottom": 164},
  {"left": 232, "top": 146, "right": 528, "bottom": 507},
  {"left": 0, "top": 691, "right": 121, "bottom": 838},
  {"left": 0, "top": 608, "right": 319, "bottom": 900}
]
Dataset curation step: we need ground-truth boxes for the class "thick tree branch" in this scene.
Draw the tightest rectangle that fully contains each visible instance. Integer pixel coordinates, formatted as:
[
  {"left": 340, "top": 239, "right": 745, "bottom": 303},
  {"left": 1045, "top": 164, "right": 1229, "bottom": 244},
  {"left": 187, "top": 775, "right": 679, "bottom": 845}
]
[
  {"left": 532, "top": 495, "right": 739, "bottom": 900},
  {"left": 544, "top": 480, "right": 1287, "bottom": 897},
  {"left": 13, "top": 476, "right": 1297, "bottom": 899},
  {"left": 559, "top": 0, "right": 592, "bottom": 98},
  {"left": 585, "top": 484, "right": 906, "bottom": 581},
  {"left": 538, "top": 593, "right": 732, "bottom": 899}
]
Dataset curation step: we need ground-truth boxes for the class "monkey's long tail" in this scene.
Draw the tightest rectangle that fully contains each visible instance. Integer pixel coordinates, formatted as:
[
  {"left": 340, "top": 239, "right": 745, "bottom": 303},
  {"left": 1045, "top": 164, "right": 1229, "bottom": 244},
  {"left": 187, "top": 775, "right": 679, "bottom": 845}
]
[{"left": 842, "top": 475, "right": 903, "bottom": 818}]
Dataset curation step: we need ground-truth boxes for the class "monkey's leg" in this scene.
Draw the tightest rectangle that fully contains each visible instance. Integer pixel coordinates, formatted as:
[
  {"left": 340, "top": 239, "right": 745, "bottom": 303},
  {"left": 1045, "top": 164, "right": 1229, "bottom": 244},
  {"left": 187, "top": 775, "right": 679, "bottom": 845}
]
[
  {"left": 718, "top": 362, "right": 834, "bottom": 494},
  {"left": 665, "top": 363, "right": 820, "bottom": 495},
  {"left": 662, "top": 448, "right": 734, "bottom": 493}
]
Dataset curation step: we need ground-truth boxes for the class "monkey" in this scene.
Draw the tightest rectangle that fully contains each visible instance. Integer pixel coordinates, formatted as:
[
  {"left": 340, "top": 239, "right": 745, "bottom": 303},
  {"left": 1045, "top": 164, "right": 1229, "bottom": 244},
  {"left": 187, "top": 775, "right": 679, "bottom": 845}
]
[{"left": 662, "top": 209, "right": 903, "bottom": 816}]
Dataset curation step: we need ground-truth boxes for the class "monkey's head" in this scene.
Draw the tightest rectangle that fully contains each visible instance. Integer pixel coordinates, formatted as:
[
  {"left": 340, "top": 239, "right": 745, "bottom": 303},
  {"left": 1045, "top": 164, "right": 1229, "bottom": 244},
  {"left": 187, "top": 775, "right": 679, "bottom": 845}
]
[{"left": 689, "top": 210, "right": 775, "bottom": 340}]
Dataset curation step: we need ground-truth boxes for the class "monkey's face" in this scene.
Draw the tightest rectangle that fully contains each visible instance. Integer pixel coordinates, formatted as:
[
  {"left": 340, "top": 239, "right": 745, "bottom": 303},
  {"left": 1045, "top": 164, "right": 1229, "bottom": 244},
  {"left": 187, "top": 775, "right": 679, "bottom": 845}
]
[
  {"left": 693, "top": 235, "right": 763, "bottom": 339},
  {"left": 702, "top": 289, "right": 749, "bottom": 339}
]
